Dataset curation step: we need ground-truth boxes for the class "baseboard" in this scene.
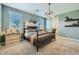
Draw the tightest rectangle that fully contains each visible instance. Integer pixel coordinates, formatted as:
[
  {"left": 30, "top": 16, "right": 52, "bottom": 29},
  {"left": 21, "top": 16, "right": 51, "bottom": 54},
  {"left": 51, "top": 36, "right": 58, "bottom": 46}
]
[{"left": 61, "top": 36, "right": 79, "bottom": 42}]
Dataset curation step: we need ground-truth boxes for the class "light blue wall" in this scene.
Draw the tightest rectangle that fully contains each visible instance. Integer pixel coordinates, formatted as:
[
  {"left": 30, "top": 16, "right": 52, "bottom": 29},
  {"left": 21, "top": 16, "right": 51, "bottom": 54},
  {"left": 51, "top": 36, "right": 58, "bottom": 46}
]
[
  {"left": 0, "top": 4, "right": 2, "bottom": 32},
  {"left": 58, "top": 10, "right": 79, "bottom": 40},
  {"left": 2, "top": 5, "right": 46, "bottom": 30}
]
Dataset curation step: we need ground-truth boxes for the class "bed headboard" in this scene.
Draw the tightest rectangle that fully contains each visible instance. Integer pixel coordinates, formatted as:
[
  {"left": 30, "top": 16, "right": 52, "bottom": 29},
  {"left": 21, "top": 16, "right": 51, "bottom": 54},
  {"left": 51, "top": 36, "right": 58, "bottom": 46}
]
[
  {"left": 23, "top": 21, "right": 38, "bottom": 33},
  {"left": 23, "top": 21, "right": 37, "bottom": 29},
  {"left": 24, "top": 26, "right": 37, "bottom": 30},
  {"left": 23, "top": 22, "right": 37, "bottom": 38}
]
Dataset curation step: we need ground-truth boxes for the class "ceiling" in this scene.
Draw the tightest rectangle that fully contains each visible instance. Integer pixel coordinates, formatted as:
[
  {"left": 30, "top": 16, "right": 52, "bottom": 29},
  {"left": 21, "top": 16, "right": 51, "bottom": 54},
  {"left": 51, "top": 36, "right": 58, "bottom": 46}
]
[{"left": 2, "top": 3, "right": 79, "bottom": 17}]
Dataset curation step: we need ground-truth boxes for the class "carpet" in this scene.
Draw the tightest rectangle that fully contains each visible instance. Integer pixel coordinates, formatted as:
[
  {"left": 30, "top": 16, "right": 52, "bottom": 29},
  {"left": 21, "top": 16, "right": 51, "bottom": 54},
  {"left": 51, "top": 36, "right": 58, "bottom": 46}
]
[{"left": 0, "top": 36, "right": 79, "bottom": 55}]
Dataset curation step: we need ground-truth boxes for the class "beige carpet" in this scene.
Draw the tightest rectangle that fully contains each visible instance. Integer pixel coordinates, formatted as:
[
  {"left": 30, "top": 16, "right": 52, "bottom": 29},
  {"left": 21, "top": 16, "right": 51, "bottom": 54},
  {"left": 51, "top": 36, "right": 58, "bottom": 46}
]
[{"left": 0, "top": 36, "right": 79, "bottom": 55}]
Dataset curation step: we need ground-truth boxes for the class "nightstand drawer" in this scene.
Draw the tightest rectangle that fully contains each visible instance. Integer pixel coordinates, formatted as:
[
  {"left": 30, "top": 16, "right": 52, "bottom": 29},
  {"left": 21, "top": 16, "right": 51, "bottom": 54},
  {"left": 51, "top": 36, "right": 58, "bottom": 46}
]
[{"left": 6, "top": 39, "right": 20, "bottom": 45}]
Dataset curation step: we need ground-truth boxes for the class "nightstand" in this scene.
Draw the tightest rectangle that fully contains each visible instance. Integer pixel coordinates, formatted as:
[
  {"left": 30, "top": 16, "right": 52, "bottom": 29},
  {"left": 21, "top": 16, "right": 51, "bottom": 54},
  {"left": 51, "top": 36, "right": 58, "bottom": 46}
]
[{"left": 5, "top": 33, "right": 21, "bottom": 46}]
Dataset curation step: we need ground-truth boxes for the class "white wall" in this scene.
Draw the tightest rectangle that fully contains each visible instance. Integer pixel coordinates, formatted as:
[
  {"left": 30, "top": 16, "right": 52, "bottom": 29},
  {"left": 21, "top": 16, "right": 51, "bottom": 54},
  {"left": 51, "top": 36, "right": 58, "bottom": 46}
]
[
  {"left": 52, "top": 16, "right": 58, "bottom": 33},
  {"left": 52, "top": 16, "right": 58, "bottom": 29}
]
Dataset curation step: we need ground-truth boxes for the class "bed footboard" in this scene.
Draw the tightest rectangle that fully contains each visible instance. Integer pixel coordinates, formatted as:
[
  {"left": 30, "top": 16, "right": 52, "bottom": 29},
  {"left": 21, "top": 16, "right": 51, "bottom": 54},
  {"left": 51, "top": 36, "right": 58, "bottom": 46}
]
[{"left": 33, "top": 30, "right": 56, "bottom": 51}]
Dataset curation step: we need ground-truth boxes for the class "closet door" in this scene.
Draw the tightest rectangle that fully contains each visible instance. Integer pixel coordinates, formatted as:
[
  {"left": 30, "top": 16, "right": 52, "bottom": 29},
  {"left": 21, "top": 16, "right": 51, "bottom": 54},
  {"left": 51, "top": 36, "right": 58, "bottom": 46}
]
[{"left": 0, "top": 4, "right": 2, "bottom": 32}]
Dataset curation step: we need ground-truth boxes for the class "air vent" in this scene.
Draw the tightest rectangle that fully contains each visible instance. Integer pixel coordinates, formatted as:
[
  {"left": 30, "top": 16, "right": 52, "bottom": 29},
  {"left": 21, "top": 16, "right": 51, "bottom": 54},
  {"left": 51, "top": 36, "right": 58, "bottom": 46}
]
[{"left": 35, "top": 9, "right": 39, "bottom": 12}]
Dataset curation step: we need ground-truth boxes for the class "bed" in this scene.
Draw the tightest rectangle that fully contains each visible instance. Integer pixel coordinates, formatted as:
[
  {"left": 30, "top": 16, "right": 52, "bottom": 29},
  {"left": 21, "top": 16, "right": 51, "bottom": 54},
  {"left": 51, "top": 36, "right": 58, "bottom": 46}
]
[{"left": 23, "top": 25, "right": 56, "bottom": 51}]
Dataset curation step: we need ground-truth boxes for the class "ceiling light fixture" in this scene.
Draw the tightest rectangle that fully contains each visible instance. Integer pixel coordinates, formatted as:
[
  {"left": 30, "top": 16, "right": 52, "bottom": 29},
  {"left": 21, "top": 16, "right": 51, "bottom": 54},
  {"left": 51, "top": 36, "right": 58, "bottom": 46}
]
[{"left": 45, "top": 3, "right": 54, "bottom": 17}]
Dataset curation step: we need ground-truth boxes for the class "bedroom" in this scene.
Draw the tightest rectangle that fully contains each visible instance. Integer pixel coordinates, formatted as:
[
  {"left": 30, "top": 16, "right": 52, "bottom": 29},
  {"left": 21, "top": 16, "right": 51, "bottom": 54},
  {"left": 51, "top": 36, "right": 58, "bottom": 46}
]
[{"left": 0, "top": 3, "right": 79, "bottom": 55}]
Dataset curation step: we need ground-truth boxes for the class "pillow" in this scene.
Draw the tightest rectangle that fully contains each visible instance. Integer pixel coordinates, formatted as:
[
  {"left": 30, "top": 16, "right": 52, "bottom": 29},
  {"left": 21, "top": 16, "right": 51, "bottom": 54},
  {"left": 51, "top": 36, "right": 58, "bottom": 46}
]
[
  {"left": 27, "top": 29, "right": 35, "bottom": 33},
  {"left": 40, "top": 29, "right": 45, "bottom": 31},
  {"left": 24, "top": 30, "right": 31, "bottom": 37}
]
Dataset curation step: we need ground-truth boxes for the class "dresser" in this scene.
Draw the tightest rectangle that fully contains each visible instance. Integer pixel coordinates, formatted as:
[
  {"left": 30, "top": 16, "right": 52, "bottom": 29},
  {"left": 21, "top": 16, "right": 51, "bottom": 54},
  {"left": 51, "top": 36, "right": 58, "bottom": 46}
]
[{"left": 5, "top": 33, "right": 21, "bottom": 46}]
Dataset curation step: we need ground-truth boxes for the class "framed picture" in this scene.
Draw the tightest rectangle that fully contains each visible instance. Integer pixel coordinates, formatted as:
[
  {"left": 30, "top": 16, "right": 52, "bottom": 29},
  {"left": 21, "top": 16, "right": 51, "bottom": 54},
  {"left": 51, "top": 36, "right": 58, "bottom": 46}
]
[{"left": 65, "top": 16, "right": 79, "bottom": 27}]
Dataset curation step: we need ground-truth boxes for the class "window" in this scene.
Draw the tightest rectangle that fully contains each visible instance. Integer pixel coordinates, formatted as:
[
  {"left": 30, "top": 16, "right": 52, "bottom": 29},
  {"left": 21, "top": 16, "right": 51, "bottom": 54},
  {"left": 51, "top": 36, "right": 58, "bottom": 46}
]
[
  {"left": 9, "top": 11, "right": 22, "bottom": 31},
  {"left": 46, "top": 17, "right": 52, "bottom": 32},
  {"left": 39, "top": 18, "right": 45, "bottom": 30}
]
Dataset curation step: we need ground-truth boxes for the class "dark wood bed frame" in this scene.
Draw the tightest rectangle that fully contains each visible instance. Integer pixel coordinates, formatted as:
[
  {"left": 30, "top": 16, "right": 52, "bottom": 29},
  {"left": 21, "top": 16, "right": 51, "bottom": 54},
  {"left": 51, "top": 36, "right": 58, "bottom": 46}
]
[
  {"left": 23, "top": 22, "right": 56, "bottom": 51},
  {"left": 34, "top": 30, "right": 56, "bottom": 51}
]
